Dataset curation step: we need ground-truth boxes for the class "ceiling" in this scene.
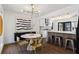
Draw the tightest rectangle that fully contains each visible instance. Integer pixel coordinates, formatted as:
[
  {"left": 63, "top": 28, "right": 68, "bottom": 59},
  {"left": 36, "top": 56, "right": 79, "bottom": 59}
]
[{"left": 2, "top": 4, "right": 71, "bottom": 16}]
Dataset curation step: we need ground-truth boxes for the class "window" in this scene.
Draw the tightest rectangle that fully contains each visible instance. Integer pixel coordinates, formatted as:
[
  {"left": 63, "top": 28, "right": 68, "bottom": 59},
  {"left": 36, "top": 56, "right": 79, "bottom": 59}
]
[
  {"left": 58, "top": 22, "right": 63, "bottom": 31},
  {"left": 58, "top": 22, "right": 71, "bottom": 31},
  {"left": 64, "top": 22, "right": 71, "bottom": 31}
]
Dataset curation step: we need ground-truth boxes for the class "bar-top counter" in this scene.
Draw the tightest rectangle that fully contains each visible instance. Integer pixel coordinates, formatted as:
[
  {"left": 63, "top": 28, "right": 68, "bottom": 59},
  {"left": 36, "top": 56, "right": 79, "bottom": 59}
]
[
  {"left": 48, "top": 30, "right": 76, "bottom": 35},
  {"left": 47, "top": 30, "right": 76, "bottom": 40}
]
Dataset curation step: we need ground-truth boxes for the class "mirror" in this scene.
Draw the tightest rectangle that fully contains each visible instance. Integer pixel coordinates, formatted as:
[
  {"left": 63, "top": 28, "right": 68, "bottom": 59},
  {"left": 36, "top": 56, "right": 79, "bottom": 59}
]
[{"left": 0, "top": 16, "right": 3, "bottom": 36}]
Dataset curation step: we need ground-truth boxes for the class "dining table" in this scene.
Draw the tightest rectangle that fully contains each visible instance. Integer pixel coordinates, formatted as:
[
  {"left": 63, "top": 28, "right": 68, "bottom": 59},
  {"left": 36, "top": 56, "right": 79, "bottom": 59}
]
[
  {"left": 20, "top": 33, "right": 41, "bottom": 47},
  {"left": 21, "top": 34, "right": 41, "bottom": 39}
]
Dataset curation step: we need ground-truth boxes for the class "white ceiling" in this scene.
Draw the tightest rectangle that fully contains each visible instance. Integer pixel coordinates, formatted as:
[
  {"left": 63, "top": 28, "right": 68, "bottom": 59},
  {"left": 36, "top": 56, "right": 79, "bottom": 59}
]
[{"left": 2, "top": 4, "right": 71, "bottom": 16}]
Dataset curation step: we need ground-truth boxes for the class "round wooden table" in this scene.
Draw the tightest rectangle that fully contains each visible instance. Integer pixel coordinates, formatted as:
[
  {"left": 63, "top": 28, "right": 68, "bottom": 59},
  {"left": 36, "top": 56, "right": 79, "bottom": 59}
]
[{"left": 21, "top": 34, "right": 41, "bottom": 39}]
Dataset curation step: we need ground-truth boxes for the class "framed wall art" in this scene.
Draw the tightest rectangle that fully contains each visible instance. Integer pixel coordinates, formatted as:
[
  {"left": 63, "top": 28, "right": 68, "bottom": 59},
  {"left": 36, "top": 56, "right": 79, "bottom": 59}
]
[{"left": 0, "top": 16, "right": 3, "bottom": 36}]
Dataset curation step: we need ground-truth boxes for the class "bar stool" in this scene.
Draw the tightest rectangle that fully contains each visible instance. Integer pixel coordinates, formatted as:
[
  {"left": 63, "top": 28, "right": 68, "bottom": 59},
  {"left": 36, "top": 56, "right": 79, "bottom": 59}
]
[
  {"left": 52, "top": 36, "right": 55, "bottom": 44},
  {"left": 48, "top": 36, "right": 52, "bottom": 43},
  {"left": 55, "top": 36, "right": 62, "bottom": 46},
  {"left": 65, "top": 38, "right": 75, "bottom": 53}
]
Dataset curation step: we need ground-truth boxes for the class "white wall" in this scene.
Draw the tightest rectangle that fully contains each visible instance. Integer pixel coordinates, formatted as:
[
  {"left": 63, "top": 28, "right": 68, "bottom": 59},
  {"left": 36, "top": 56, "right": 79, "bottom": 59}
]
[
  {"left": 4, "top": 11, "right": 15, "bottom": 44},
  {"left": 32, "top": 17, "right": 40, "bottom": 34},
  {"left": 0, "top": 5, "right": 4, "bottom": 53},
  {"left": 4, "top": 10, "right": 40, "bottom": 44}
]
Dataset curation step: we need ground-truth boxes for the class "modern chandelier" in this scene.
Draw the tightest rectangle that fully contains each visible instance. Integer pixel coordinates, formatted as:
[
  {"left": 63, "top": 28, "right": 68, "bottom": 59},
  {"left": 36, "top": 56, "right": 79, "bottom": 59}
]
[
  {"left": 22, "top": 4, "right": 39, "bottom": 18},
  {"left": 30, "top": 4, "right": 39, "bottom": 18}
]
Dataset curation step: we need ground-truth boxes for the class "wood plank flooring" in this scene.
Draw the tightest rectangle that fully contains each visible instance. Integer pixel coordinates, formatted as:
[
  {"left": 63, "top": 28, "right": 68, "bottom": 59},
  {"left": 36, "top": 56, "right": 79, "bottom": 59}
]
[{"left": 2, "top": 42, "right": 74, "bottom": 54}]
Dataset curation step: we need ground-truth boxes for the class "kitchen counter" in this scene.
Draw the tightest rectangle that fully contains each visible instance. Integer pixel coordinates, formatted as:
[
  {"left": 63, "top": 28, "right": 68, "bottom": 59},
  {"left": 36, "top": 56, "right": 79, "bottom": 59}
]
[
  {"left": 48, "top": 30, "right": 76, "bottom": 35},
  {"left": 47, "top": 30, "right": 76, "bottom": 40}
]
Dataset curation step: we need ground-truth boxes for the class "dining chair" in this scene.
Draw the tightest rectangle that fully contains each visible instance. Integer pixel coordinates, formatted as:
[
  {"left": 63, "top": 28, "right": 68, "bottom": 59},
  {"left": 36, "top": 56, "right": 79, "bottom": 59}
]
[
  {"left": 16, "top": 36, "right": 28, "bottom": 46},
  {"left": 37, "top": 39, "right": 42, "bottom": 47},
  {"left": 27, "top": 39, "right": 36, "bottom": 54},
  {"left": 15, "top": 37, "right": 28, "bottom": 53},
  {"left": 32, "top": 38, "right": 41, "bottom": 53},
  {"left": 16, "top": 36, "right": 20, "bottom": 42},
  {"left": 18, "top": 40, "right": 28, "bottom": 46}
]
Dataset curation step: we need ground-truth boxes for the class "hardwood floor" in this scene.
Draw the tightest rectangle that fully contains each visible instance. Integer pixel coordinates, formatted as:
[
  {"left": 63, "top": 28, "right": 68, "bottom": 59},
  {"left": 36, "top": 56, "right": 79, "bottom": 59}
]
[{"left": 2, "top": 42, "right": 74, "bottom": 54}]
